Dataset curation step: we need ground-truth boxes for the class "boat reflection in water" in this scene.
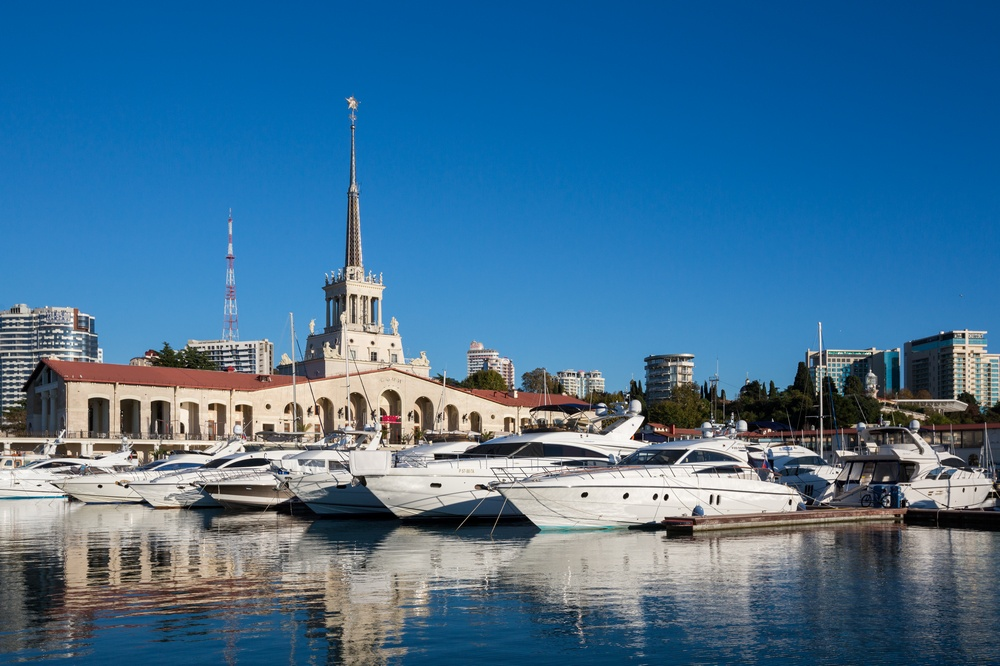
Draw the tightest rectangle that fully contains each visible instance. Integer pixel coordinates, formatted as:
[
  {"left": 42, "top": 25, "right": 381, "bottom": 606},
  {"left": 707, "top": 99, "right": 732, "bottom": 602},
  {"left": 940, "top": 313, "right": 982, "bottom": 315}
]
[{"left": 1, "top": 503, "right": 1000, "bottom": 664}]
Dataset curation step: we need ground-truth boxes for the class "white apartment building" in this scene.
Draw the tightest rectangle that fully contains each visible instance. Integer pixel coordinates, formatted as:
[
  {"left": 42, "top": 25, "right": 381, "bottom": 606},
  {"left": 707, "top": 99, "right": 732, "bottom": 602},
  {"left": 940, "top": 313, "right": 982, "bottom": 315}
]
[
  {"left": 905, "top": 330, "right": 1000, "bottom": 407},
  {"left": 556, "top": 369, "right": 606, "bottom": 399},
  {"left": 467, "top": 341, "right": 515, "bottom": 389},
  {"left": 187, "top": 339, "right": 275, "bottom": 375},
  {"left": 644, "top": 353, "right": 695, "bottom": 402},
  {"left": 0, "top": 304, "right": 100, "bottom": 412}
]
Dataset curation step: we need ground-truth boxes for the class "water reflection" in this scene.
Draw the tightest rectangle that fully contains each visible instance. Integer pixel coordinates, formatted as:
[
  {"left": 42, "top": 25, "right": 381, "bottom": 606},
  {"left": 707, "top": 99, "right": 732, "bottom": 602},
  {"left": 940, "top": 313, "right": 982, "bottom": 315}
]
[{"left": 0, "top": 503, "right": 998, "bottom": 665}]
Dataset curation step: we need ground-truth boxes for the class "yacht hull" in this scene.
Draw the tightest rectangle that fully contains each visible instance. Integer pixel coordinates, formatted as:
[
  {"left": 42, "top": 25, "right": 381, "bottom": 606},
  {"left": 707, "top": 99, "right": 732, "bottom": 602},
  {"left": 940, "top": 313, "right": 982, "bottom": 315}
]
[
  {"left": 498, "top": 468, "right": 802, "bottom": 529},
  {"left": 833, "top": 479, "right": 995, "bottom": 510},
  {"left": 200, "top": 478, "right": 298, "bottom": 511},
  {"left": 359, "top": 462, "right": 569, "bottom": 520},
  {"left": 287, "top": 473, "right": 392, "bottom": 516}
]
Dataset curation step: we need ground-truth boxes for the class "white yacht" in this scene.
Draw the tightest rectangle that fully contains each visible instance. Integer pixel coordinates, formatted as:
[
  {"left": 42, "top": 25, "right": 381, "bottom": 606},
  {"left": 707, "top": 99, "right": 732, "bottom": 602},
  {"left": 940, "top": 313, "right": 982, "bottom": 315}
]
[
  {"left": 349, "top": 401, "right": 647, "bottom": 521},
  {"left": 746, "top": 443, "right": 841, "bottom": 505},
  {"left": 55, "top": 435, "right": 246, "bottom": 504},
  {"left": 829, "top": 421, "right": 996, "bottom": 509},
  {"left": 288, "top": 437, "right": 478, "bottom": 516},
  {"left": 198, "top": 428, "right": 385, "bottom": 512},
  {"left": 0, "top": 440, "right": 137, "bottom": 500},
  {"left": 130, "top": 449, "right": 303, "bottom": 509},
  {"left": 493, "top": 421, "right": 802, "bottom": 529}
]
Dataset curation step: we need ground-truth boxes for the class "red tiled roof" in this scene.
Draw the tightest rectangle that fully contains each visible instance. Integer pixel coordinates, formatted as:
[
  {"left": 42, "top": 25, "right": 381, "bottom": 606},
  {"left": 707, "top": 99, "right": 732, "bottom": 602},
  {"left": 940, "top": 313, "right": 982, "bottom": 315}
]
[
  {"left": 35, "top": 359, "right": 299, "bottom": 391},
  {"left": 31, "top": 360, "right": 579, "bottom": 409},
  {"left": 464, "top": 389, "right": 587, "bottom": 409}
]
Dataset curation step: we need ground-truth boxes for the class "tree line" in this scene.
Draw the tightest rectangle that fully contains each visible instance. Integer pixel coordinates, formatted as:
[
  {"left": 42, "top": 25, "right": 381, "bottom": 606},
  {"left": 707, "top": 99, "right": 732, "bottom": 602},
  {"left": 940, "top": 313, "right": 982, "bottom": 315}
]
[{"left": 638, "top": 361, "right": 1000, "bottom": 429}]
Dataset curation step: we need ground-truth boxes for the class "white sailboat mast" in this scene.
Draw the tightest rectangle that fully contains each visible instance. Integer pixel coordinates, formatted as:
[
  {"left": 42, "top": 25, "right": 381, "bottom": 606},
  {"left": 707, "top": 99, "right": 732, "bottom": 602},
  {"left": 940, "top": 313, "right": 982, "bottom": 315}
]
[
  {"left": 290, "top": 312, "right": 297, "bottom": 432},
  {"left": 818, "top": 322, "right": 824, "bottom": 460}
]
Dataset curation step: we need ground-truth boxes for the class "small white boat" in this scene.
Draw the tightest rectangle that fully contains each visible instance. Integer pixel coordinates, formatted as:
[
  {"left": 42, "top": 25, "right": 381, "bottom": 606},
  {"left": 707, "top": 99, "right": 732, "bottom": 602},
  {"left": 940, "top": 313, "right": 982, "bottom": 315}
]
[
  {"left": 830, "top": 421, "right": 996, "bottom": 509},
  {"left": 494, "top": 421, "right": 802, "bottom": 529}
]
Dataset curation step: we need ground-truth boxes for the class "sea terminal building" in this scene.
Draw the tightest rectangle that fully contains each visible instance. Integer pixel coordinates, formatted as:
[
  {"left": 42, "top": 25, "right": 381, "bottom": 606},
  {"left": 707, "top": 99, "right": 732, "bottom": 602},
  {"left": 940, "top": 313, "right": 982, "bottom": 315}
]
[{"left": 18, "top": 358, "right": 582, "bottom": 456}]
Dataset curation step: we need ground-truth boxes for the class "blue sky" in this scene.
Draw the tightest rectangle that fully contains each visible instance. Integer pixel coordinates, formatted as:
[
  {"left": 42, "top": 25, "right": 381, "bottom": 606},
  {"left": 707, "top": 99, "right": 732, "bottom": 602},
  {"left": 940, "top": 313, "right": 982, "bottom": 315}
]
[{"left": 2, "top": 2, "right": 998, "bottom": 397}]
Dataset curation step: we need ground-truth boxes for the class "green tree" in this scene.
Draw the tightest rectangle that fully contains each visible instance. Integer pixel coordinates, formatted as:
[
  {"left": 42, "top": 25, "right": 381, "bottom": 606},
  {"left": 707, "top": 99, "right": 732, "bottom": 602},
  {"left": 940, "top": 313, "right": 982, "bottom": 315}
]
[
  {"left": 150, "top": 342, "right": 219, "bottom": 371},
  {"left": 791, "top": 362, "right": 815, "bottom": 397},
  {"left": 152, "top": 342, "right": 182, "bottom": 367},
  {"left": 462, "top": 369, "right": 509, "bottom": 391},
  {"left": 647, "top": 383, "right": 710, "bottom": 428},
  {"left": 956, "top": 392, "right": 984, "bottom": 424},
  {"left": 520, "top": 368, "right": 562, "bottom": 394},
  {"left": 1, "top": 398, "right": 27, "bottom": 436},
  {"left": 843, "top": 375, "right": 864, "bottom": 397},
  {"left": 180, "top": 346, "right": 217, "bottom": 371}
]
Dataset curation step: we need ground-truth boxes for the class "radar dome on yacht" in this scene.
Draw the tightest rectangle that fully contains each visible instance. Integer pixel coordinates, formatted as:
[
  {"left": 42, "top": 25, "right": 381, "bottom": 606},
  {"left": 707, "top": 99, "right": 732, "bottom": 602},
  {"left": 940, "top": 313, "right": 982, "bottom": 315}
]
[
  {"left": 736, "top": 420, "right": 748, "bottom": 433},
  {"left": 856, "top": 422, "right": 867, "bottom": 431},
  {"left": 628, "top": 399, "right": 642, "bottom": 415},
  {"left": 908, "top": 420, "right": 920, "bottom": 433},
  {"left": 700, "top": 422, "right": 714, "bottom": 438},
  {"left": 595, "top": 403, "right": 608, "bottom": 416}
]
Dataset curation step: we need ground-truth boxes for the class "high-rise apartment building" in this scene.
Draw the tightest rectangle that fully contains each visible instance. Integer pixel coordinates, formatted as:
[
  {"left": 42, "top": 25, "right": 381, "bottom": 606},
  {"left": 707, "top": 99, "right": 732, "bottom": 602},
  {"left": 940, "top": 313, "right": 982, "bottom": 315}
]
[
  {"left": 556, "top": 369, "right": 606, "bottom": 399},
  {"left": 644, "top": 354, "right": 695, "bottom": 402},
  {"left": 904, "top": 330, "right": 1000, "bottom": 407},
  {"left": 187, "top": 339, "right": 275, "bottom": 375},
  {"left": 467, "top": 341, "right": 515, "bottom": 389},
  {"left": 0, "top": 304, "right": 100, "bottom": 412},
  {"left": 805, "top": 347, "right": 900, "bottom": 397}
]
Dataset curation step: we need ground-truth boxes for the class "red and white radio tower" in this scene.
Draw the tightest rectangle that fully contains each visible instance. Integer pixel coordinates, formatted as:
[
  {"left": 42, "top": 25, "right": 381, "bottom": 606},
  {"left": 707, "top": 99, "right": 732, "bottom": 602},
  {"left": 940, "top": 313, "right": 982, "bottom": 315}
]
[{"left": 223, "top": 209, "right": 239, "bottom": 341}]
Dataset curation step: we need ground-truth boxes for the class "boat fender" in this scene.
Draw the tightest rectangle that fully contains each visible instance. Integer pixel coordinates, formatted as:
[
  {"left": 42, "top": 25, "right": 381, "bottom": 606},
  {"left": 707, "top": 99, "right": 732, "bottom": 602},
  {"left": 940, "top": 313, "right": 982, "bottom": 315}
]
[{"left": 692, "top": 505, "right": 705, "bottom": 516}]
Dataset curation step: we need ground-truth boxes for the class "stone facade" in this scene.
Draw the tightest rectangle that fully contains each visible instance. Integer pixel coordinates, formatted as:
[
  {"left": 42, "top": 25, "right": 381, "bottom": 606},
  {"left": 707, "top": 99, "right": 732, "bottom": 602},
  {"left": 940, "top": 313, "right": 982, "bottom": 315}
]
[{"left": 23, "top": 359, "right": 578, "bottom": 447}]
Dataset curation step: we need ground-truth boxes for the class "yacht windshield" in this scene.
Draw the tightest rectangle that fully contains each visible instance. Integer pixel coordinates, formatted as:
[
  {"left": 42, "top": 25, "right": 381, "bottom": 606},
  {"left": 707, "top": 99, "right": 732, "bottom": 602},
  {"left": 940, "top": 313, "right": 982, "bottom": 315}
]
[
  {"left": 789, "top": 455, "right": 827, "bottom": 467},
  {"left": 619, "top": 449, "right": 686, "bottom": 466}
]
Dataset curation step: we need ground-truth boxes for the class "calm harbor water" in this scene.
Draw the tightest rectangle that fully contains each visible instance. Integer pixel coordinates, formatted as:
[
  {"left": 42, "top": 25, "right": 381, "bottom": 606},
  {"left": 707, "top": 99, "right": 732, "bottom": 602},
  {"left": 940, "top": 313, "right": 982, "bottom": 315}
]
[{"left": 1, "top": 500, "right": 998, "bottom": 665}]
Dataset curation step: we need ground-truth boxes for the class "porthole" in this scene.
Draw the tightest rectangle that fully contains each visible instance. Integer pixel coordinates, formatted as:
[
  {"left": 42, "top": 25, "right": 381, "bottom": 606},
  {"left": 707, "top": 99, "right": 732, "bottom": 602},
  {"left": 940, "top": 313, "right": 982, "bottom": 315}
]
[
  {"left": 581, "top": 492, "right": 589, "bottom": 498},
  {"left": 665, "top": 494, "right": 669, "bottom": 501},
  {"left": 623, "top": 492, "right": 630, "bottom": 500},
  {"left": 97, "top": 484, "right": 104, "bottom": 489},
  {"left": 717, "top": 496, "right": 721, "bottom": 506},
  {"left": 653, "top": 493, "right": 659, "bottom": 501},
  {"left": 430, "top": 483, "right": 442, "bottom": 488},
  {"left": 265, "top": 404, "right": 272, "bottom": 410}
]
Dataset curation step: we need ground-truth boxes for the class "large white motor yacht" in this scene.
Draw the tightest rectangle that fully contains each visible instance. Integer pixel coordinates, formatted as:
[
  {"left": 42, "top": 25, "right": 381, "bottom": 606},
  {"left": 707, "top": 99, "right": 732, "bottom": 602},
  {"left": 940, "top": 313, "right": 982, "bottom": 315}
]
[
  {"left": 493, "top": 421, "right": 802, "bottom": 529},
  {"left": 55, "top": 435, "right": 246, "bottom": 504},
  {"left": 349, "top": 401, "right": 647, "bottom": 520},
  {"left": 830, "top": 421, "right": 996, "bottom": 509},
  {"left": 198, "top": 427, "right": 386, "bottom": 511},
  {"left": 288, "top": 436, "right": 479, "bottom": 516},
  {"left": 130, "top": 449, "right": 303, "bottom": 508},
  {"left": 0, "top": 439, "right": 137, "bottom": 500}
]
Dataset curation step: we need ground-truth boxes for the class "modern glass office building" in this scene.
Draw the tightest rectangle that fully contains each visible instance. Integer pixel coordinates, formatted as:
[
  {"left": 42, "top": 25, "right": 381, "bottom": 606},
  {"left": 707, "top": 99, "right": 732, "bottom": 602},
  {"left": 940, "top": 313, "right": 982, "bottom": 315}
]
[
  {"left": 806, "top": 347, "right": 900, "bottom": 397},
  {"left": 0, "top": 304, "right": 100, "bottom": 413}
]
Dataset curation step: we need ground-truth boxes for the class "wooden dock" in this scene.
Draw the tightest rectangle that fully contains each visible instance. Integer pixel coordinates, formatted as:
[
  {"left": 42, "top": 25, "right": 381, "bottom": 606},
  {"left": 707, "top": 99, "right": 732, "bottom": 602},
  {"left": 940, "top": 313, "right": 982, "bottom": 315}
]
[
  {"left": 639, "top": 507, "right": 906, "bottom": 534},
  {"left": 637, "top": 506, "right": 1000, "bottom": 534},
  {"left": 904, "top": 508, "right": 1000, "bottom": 530}
]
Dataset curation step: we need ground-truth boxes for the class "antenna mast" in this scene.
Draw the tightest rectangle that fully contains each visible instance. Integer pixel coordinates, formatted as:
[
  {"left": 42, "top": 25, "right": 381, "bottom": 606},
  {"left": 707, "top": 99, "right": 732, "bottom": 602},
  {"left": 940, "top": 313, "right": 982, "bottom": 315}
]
[{"left": 223, "top": 209, "right": 239, "bottom": 341}]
